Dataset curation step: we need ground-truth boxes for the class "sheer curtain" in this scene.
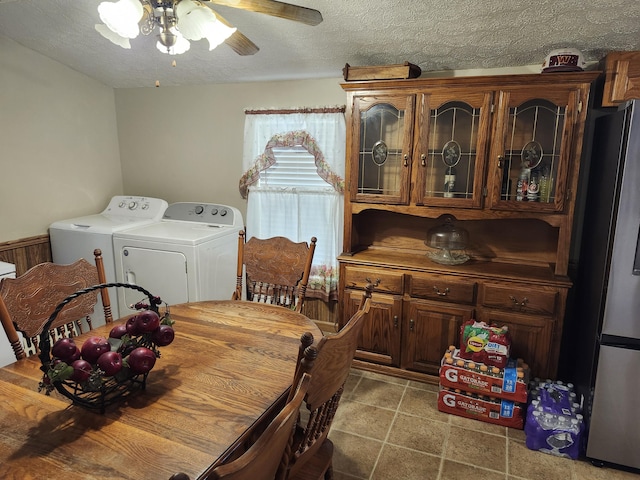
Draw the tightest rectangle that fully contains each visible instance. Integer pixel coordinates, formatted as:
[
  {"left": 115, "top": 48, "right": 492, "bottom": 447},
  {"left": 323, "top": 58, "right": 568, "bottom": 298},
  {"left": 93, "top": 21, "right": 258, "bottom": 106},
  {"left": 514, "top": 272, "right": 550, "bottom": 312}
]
[{"left": 240, "top": 107, "right": 345, "bottom": 301}]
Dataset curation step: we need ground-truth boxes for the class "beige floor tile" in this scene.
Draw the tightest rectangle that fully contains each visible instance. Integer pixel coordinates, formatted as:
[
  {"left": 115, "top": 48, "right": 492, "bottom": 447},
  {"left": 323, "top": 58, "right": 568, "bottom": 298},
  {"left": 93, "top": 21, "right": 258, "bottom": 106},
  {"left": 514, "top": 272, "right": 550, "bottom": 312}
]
[
  {"left": 508, "top": 439, "right": 574, "bottom": 480},
  {"left": 371, "top": 444, "right": 441, "bottom": 480},
  {"left": 445, "top": 425, "right": 507, "bottom": 472},
  {"left": 328, "top": 370, "right": 640, "bottom": 480},
  {"left": 449, "top": 413, "right": 507, "bottom": 436},
  {"left": 342, "top": 372, "right": 363, "bottom": 397},
  {"left": 333, "top": 471, "right": 367, "bottom": 480},
  {"left": 440, "top": 459, "right": 507, "bottom": 480},
  {"left": 387, "top": 413, "right": 450, "bottom": 456},
  {"left": 350, "top": 377, "right": 406, "bottom": 409},
  {"left": 507, "top": 427, "right": 527, "bottom": 442},
  {"left": 332, "top": 400, "right": 397, "bottom": 440},
  {"left": 399, "top": 387, "right": 450, "bottom": 422},
  {"left": 330, "top": 430, "right": 383, "bottom": 478},
  {"left": 360, "top": 369, "right": 409, "bottom": 386},
  {"left": 408, "top": 379, "right": 440, "bottom": 392}
]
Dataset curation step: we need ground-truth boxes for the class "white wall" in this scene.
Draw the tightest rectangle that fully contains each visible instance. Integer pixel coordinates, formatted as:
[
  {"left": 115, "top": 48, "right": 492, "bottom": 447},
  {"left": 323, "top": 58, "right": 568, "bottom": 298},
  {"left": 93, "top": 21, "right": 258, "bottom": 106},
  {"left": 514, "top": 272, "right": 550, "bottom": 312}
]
[
  {"left": 114, "top": 79, "right": 346, "bottom": 219},
  {"left": 0, "top": 36, "right": 123, "bottom": 243}
]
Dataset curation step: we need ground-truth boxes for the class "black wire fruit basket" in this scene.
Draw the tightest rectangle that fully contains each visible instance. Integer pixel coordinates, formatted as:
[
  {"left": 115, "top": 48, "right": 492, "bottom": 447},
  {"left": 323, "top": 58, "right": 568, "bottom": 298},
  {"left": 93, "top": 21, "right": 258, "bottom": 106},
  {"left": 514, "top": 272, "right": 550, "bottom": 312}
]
[{"left": 38, "top": 282, "right": 174, "bottom": 413}]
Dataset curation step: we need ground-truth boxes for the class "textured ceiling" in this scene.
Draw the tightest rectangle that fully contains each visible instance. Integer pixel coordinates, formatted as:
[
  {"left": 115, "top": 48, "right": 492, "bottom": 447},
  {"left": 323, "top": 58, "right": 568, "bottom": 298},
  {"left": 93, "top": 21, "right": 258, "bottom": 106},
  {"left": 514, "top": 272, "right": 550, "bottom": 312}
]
[{"left": 1, "top": 0, "right": 639, "bottom": 88}]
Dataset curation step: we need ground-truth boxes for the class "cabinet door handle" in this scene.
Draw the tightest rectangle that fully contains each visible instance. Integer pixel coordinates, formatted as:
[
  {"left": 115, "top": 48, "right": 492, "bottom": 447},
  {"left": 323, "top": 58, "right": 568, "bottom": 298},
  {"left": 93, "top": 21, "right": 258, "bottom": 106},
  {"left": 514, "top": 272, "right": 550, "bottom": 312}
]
[
  {"left": 420, "top": 154, "right": 426, "bottom": 166},
  {"left": 433, "top": 286, "right": 450, "bottom": 296},
  {"left": 409, "top": 319, "right": 415, "bottom": 331},
  {"left": 509, "top": 295, "right": 529, "bottom": 308},
  {"left": 403, "top": 154, "right": 409, "bottom": 167},
  {"left": 497, "top": 155, "right": 505, "bottom": 168},
  {"left": 393, "top": 315, "right": 399, "bottom": 327}
]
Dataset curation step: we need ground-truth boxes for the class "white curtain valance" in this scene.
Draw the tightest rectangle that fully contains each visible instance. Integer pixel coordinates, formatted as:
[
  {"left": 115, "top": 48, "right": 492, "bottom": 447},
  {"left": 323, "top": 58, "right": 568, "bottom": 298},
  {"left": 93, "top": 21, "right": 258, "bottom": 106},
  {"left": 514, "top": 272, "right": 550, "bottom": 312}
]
[{"left": 239, "top": 108, "right": 346, "bottom": 198}]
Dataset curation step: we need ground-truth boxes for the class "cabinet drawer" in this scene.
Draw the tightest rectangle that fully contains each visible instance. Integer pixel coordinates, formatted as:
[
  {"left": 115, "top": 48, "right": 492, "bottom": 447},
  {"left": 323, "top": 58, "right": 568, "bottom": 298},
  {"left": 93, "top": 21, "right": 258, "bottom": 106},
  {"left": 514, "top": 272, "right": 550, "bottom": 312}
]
[
  {"left": 480, "top": 283, "right": 558, "bottom": 316},
  {"left": 343, "top": 266, "right": 403, "bottom": 294},
  {"left": 408, "top": 273, "right": 476, "bottom": 304}
]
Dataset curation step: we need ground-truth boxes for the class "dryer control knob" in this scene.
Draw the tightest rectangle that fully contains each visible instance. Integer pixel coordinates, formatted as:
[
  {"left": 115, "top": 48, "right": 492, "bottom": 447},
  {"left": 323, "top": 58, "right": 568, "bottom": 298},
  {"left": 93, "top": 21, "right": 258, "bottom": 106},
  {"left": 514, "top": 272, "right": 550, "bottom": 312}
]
[
  {"left": 211, "top": 209, "right": 218, "bottom": 216},
  {"left": 195, "top": 205, "right": 204, "bottom": 215},
  {"left": 220, "top": 209, "right": 228, "bottom": 216},
  {"left": 128, "top": 201, "right": 138, "bottom": 210}
]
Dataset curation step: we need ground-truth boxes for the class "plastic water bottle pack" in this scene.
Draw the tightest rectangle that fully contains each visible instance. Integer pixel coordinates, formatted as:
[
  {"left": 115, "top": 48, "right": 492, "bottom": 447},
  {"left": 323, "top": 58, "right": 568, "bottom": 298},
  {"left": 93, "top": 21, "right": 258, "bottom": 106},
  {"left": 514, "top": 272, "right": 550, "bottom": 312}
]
[{"left": 524, "top": 379, "right": 584, "bottom": 459}]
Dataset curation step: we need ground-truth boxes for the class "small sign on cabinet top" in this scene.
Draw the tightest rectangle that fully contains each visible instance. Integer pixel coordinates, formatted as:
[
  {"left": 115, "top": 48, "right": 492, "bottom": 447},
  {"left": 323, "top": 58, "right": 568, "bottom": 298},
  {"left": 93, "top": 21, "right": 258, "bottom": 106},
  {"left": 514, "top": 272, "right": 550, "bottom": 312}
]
[{"left": 343, "top": 62, "right": 422, "bottom": 81}]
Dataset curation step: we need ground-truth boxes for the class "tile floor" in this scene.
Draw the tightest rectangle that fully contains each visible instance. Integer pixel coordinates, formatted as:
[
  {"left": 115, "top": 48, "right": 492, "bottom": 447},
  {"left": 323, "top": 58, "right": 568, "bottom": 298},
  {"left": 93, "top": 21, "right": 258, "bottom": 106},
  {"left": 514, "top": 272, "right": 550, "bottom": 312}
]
[{"left": 328, "top": 368, "right": 640, "bottom": 480}]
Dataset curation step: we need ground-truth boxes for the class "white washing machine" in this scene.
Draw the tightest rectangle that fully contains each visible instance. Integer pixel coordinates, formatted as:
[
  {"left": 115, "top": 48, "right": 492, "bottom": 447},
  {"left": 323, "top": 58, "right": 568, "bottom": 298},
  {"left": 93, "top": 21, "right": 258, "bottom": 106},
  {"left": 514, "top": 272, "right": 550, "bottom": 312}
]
[
  {"left": 112, "top": 202, "right": 244, "bottom": 316},
  {"left": 0, "top": 261, "right": 17, "bottom": 367},
  {"left": 49, "top": 195, "right": 168, "bottom": 321}
]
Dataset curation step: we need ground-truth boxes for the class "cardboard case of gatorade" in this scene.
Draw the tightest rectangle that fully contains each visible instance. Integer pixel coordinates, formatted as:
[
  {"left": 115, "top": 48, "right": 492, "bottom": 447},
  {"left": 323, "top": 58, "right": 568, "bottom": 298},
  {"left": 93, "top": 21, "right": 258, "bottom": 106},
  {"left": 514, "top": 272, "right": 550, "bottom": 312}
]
[
  {"left": 437, "top": 387, "right": 525, "bottom": 429},
  {"left": 439, "top": 347, "right": 529, "bottom": 403}
]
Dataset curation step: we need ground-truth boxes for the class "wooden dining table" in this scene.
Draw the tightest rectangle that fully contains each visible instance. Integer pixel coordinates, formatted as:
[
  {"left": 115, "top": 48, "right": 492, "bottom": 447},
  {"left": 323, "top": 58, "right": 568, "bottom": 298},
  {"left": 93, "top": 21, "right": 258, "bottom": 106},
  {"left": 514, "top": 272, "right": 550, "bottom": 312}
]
[{"left": 0, "top": 300, "right": 321, "bottom": 480}]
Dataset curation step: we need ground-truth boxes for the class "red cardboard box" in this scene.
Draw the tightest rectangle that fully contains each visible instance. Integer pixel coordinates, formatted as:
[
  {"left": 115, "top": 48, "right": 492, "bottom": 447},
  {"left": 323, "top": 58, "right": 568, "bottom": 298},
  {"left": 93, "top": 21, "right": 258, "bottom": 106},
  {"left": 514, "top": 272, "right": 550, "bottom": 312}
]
[
  {"left": 437, "top": 388, "right": 525, "bottom": 429},
  {"left": 439, "top": 349, "right": 529, "bottom": 403}
]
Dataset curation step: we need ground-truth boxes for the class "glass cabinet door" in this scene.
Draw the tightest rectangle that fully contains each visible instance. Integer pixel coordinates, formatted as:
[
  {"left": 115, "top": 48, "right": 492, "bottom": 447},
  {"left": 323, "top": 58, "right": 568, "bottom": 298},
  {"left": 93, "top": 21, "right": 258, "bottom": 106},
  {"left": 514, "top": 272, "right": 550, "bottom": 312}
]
[
  {"left": 413, "top": 91, "right": 492, "bottom": 208},
  {"left": 488, "top": 88, "right": 579, "bottom": 212},
  {"left": 350, "top": 95, "right": 415, "bottom": 204}
]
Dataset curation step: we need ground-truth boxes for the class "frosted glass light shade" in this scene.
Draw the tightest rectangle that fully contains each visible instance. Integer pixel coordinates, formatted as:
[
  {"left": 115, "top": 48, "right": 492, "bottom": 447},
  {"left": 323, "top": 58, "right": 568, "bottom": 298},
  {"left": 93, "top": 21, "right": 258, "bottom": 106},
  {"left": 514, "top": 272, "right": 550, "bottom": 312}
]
[
  {"left": 95, "top": 23, "right": 132, "bottom": 49},
  {"left": 202, "top": 21, "right": 236, "bottom": 50},
  {"left": 178, "top": 4, "right": 236, "bottom": 49},
  {"left": 157, "top": 29, "right": 191, "bottom": 55},
  {"left": 98, "top": 0, "right": 144, "bottom": 39}
]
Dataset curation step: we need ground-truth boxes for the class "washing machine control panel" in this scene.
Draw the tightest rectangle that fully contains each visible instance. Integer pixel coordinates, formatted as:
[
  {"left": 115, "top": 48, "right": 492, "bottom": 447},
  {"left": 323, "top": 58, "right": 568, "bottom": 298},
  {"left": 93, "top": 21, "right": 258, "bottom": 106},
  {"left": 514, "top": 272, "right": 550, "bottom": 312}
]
[
  {"left": 162, "top": 202, "right": 241, "bottom": 227},
  {"left": 103, "top": 196, "right": 169, "bottom": 219}
]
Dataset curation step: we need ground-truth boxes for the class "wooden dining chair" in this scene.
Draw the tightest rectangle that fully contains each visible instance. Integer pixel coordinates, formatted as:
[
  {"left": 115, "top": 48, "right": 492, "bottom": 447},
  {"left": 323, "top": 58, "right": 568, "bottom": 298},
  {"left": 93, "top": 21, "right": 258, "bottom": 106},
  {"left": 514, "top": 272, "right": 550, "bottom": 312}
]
[
  {"left": 0, "top": 249, "right": 112, "bottom": 360},
  {"left": 207, "top": 372, "right": 312, "bottom": 480},
  {"left": 232, "top": 230, "right": 317, "bottom": 313},
  {"left": 282, "top": 285, "right": 374, "bottom": 480}
]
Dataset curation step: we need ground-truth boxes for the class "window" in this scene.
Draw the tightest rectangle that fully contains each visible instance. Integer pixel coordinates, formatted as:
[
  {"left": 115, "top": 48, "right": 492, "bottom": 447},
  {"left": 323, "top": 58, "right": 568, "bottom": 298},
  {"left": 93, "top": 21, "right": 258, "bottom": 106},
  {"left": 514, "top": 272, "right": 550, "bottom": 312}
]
[
  {"left": 258, "top": 147, "right": 329, "bottom": 189},
  {"left": 240, "top": 109, "right": 346, "bottom": 301}
]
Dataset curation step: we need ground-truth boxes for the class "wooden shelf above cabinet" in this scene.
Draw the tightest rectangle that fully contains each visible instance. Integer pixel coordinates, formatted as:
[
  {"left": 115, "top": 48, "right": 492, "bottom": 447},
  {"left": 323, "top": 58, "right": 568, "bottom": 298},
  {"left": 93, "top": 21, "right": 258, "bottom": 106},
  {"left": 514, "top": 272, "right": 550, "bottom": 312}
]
[{"left": 601, "top": 51, "right": 640, "bottom": 107}]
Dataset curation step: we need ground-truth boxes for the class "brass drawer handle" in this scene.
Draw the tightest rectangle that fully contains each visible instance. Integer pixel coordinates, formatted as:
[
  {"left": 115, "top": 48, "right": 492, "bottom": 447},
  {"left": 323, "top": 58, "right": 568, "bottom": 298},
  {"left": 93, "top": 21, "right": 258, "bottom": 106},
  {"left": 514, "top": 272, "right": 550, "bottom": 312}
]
[
  {"left": 393, "top": 315, "right": 399, "bottom": 327},
  {"left": 365, "top": 278, "right": 381, "bottom": 288},
  {"left": 509, "top": 295, "right": 529, "bottom": 308},
  {"left": 403, "top": 154, "right": 409, "bottom": 167},
  {"left": 421, "top": 153, "right": 426, "bottom": 166},
  {"left": 409, "top": 318, "right": 415, "bottom": 331},
  {"left": 433, "top": 286, "right": 450, "bottom": 296}
]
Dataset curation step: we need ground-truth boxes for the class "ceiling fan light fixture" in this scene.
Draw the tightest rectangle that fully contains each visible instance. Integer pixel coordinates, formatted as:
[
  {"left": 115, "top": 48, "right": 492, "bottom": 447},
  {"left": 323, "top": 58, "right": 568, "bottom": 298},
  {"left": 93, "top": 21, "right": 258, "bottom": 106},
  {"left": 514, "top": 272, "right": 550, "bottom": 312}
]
[{"left": 98, "top": 0, "right": 144, "bottom": 39}]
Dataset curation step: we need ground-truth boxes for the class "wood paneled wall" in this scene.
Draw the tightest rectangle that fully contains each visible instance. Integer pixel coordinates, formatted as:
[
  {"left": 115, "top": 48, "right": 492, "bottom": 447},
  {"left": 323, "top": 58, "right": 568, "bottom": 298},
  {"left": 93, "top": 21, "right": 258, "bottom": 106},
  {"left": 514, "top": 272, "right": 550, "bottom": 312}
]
[{"left": 0, "top": 235, "right": 52, "bottom": 276}]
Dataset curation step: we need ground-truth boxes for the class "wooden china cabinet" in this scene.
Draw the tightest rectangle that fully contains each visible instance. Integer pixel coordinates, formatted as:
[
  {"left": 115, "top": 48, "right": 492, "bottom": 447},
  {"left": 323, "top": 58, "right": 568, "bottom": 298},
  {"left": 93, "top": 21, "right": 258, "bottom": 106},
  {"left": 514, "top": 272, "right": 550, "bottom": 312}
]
[{"left": 338, "top": 71, "right": 599, "bottom": 382}]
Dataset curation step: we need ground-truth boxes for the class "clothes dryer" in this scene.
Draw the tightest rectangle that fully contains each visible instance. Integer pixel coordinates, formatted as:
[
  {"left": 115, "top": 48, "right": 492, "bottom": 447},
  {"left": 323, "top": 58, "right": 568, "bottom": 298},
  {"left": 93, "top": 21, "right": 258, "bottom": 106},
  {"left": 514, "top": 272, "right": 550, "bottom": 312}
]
[
  {"left": 0, "top": 261, "right": 16, "bottom": 367},
  {"left": 49, "top": 196, "right": 168, "bottom": 321},
  {"left": 112, "top": 202, "right": 243, "bottom": 317}
]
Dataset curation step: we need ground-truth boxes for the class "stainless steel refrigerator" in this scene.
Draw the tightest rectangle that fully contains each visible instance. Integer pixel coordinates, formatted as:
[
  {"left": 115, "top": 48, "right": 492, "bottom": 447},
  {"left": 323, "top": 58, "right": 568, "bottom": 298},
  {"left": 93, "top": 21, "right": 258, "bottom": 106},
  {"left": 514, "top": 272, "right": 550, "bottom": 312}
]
[{"left": 571, "top": 99, "right": 640, "bottom": 470}]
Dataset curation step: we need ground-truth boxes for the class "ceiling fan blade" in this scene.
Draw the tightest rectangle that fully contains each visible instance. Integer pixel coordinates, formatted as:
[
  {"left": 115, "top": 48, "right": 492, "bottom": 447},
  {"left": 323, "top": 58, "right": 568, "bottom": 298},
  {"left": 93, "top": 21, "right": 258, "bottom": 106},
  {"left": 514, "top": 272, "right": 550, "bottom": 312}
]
[
  {"left": 205, "top": 0, "right": 323, "bottom": 26},
  {"left": 213, "top": 11, "right": 260, "bottom": 55}
]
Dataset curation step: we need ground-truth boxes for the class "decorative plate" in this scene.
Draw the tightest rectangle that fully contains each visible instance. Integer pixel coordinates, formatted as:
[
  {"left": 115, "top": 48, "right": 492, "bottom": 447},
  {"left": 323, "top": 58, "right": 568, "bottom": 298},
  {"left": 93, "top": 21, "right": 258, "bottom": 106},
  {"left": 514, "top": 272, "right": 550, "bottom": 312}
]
[{"left": 371, "top": 140, "right": 388, "bottom": 166}]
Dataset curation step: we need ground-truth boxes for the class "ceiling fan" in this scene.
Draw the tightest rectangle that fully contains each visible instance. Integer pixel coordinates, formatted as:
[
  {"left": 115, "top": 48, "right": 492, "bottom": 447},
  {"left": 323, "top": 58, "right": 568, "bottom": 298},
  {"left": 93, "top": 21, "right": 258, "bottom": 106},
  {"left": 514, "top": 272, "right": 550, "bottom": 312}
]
[
  {"left": 96, "top": 0, "right": 323, "bottom": 56},
  {"left": 206, "top": 0, "right": 323, "bottom": 55}
]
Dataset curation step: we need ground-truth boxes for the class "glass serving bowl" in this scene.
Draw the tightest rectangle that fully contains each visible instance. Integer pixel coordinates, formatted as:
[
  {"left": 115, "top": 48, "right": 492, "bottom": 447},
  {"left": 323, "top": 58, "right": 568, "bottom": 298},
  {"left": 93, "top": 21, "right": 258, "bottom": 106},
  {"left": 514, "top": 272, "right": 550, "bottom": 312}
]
[{"left": 425, "top": 215, "right": 470, "bottom": 265}]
